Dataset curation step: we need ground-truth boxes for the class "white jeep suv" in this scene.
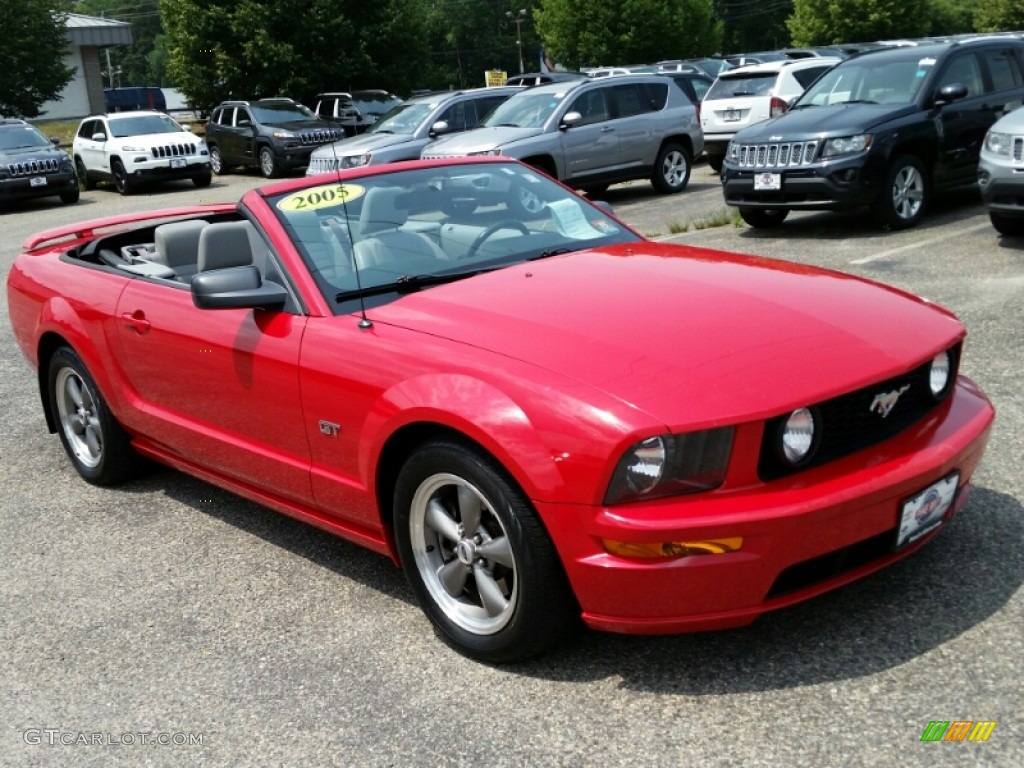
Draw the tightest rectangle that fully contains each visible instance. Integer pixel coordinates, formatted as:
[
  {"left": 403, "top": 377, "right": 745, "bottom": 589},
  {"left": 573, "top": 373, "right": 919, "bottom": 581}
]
[
  {"left": 701, "top": 58, "right": 839, "bottom": 171},
  {"left": 72, "top": 111, "right": 212, "bottom": 195}
]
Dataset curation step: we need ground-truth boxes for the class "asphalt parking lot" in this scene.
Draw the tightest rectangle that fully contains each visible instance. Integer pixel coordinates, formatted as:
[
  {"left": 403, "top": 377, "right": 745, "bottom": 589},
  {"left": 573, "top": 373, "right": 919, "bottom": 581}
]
[{"left": 1, "top": 166, "right": 1021, "bottom": 767}]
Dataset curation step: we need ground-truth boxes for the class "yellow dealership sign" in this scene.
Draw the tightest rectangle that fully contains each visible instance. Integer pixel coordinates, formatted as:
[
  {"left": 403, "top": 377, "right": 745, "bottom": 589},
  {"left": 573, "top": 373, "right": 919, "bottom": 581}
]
[{"left": 485, "top": 70, "right": 508, "bottom": 87}]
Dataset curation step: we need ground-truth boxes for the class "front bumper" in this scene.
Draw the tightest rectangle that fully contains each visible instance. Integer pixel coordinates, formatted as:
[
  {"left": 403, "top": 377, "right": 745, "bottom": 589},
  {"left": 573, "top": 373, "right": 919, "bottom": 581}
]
[
  {"left": 722, "top": 152, "right": 885, "bottom": 211},
  {"left": 977, "top": 163, "right": 1024, "bottom": 216},
  {"left": 0, "top": 171, "right": 78, "bottom": 201},
  {"left": 126, "top": 158, "right": 211, "bottom": 182},
  {"left": 539, "top": 377, "right": 993, "bottom": 634}
]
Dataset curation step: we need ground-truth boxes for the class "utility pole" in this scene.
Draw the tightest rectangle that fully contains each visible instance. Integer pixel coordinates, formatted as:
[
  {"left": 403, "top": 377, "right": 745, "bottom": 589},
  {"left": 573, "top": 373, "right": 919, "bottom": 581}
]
[{"left": 506, "top": 9, "right": 527, "bottom": 74}]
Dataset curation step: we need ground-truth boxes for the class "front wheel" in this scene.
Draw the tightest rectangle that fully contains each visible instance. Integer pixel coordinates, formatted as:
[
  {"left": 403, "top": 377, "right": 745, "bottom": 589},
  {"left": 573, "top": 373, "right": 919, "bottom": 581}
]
[
  {"left": 739, "top": 207, "right": 789, "bottom": 228},
  {"left": 394, "top": 440, "right": 576, "bottom": 663},
  {"left": 872, "top": 155, "right": 927, "bottom": 229},
  {"left": 75, "top": 157, "right": 96, "bottom": 190},
  {"left": 990, "top": 212, "right": 1024, "bottom": 236},
  {"left": 258, "top": 146, "right": 280, "bottom": 178},
  {"left": 193, "top": 171, "right": 212, "bottom": 188},
  {"left": 111, "top": 159, "right": 133, "bottom": 195},
  {"left": 651, "top": 143, "right": 691, "bottom": 193},
  {"left": 209, "top": 145, "right": 227, "bottom": 175},
  {"left": 60, "top": 187, "right": 80, "bottom": 204},
  {"left": 47, "top": 346, "right": 137, "bottom": 485}
]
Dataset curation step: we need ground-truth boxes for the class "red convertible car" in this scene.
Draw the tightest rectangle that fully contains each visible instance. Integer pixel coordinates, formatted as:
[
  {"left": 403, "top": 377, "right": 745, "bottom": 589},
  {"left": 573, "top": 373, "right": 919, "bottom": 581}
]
[{"left": 7, "top": 158, "right": 994, "bottom": 662}]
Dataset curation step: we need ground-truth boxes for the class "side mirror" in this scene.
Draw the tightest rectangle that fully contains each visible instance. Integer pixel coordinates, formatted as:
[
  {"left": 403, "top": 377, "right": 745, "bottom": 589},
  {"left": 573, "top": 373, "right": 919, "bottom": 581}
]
[
  {"left": 50, "top": 137, "right": 61, "bottom": 146},
  {"left": 191, "top": 266, "right": 288, "bottom": 310},
  {"left": 560, "top": 111, "right": 582, "bottom": 130},
  {"left": 934, "top": 83, "right": 968, "bottom": 106},
  {"left": 91, "top": 132, "right": 107, "bottom": 142},
  {"left": 429, "top": 120, "right": 450, "bottom": 137}
]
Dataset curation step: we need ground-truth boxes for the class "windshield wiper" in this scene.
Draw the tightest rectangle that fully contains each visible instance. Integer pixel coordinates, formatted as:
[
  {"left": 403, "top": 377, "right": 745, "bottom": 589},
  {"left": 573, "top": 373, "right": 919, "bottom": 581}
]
[
  {"left": 493, "top": 123, "right": 522, "bottom": 128},
  {"left": 334, "top": 269, "right": 492, "bottom": 302},
  {"left": 529, "top": 247, "right": 575, "bottom": 261}
]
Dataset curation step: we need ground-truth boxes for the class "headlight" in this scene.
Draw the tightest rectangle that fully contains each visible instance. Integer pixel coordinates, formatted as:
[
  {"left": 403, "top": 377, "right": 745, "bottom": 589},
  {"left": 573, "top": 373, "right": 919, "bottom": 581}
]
[
  {"left": 929, "top": 349, "right": 952, "bottom": 398},
  {"left": 727, "top": 141, "right": 739, "bottom": 162},
  {"left": 984, "top": 131, "right": 1013, "bottom": 156},
  {"left": 605, "top": 428, "right": 734, "bottom": 504},
  {"left": 778, "top": 407, "right": 816, "bottom": 465},
  {"left": 468, "top": 149, "right": 502, "bottom": 156},
  {"left": 822, "top": 135, "right": 872, "bottom": 158},
  {"left": 119, "top": 144, "right": 146, "bottom": 152},
  {"left": 341, "top": 153, "right": 371, "bottom": 168},
  {"left": 272, "top": 130, "right": 295, "bottom": 139}
]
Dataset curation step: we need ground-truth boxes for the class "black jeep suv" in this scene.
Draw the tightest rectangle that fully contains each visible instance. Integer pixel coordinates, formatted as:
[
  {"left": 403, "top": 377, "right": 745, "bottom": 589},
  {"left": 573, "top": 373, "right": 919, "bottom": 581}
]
[
  {"left": 721, "top": 37, "right": 1024, "bottom": 229},
  {"left": 0, "top": 119, "right": 79, "bottom": 206},
  {"left": 205, "top": 98, "right": 343, "bottom": 178}
]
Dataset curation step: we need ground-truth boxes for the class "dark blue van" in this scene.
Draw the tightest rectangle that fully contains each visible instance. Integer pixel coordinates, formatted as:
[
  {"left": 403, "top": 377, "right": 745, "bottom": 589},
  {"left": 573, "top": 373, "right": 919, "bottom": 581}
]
[{"left": 104, "top": 87, "right": 167, "bottom": 112}]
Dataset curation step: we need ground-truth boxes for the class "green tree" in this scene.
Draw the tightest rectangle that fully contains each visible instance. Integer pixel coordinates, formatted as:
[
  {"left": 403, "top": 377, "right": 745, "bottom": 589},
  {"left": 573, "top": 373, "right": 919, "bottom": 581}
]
[
  {"left": 974, "top": 0, "right": 1024, "bottom": 33},
  {"left": 534, "top": 0, "right": 721, "bottom": 70},
  {"left": 1, "top": 0, "right": 75, "bottom": 117},
  {"left": 717, "top": 1, "right": 793, "bottom": 55},
  {"left": 160, "top": 0, "right": 430, "bottom": 111},
  {"left": 929, "top": 0, "right": 977, "bottom": 35},
  {"left": 788, "top": 0, "right": 932, "bottom": 46},
  {"left": 424, "top": 1, "right": 527, "bottom": 89}
]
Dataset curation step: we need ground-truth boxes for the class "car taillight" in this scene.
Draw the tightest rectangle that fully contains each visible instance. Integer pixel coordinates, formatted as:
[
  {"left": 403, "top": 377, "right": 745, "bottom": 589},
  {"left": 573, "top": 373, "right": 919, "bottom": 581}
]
[{"left": 770, "top": 97, "right": 788, "bottom": 118}]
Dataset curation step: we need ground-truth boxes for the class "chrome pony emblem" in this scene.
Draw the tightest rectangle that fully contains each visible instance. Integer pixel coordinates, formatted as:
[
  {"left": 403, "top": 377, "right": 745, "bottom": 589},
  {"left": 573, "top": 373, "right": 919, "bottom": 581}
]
[{"left": 870, "top": 384, "right": 911, "bottom": 418}]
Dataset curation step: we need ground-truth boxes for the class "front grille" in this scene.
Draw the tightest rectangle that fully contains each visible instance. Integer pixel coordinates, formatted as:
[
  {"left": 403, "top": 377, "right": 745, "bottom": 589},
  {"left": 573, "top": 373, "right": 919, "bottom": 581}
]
[
  {"left": 758, "top": 346, "right": 960, "bottom": 482},
  {"left": 307, "top": 156, "right": 338, "bottom": 174},
  {"left": 766, "top": 529, "right": 894, "bottom": 598},
  {"left": 1014, "top": 137, "right": 1022, "bottom": 163},
  {"left": 150, "top": 143, "right": 200, "bottom": 159},
  {"left": 298, "top": 129, "right": 341, "bottom": 145},
  {"left": 7, "top": 158, "right": 61, "bottom": 176},
  {"left": 735, "top": 140, "right": 819, "bottom": 168}
]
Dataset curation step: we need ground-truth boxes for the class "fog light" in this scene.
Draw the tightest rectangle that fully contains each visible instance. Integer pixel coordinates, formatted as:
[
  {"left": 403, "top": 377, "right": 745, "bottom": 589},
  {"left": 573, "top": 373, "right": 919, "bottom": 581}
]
[
  {"left": 780, "top": 407, "right": 816, "bottom": 465},
  {"left": 602, "top": 537, "right": 744, "bottom": 559},
  {"left": 929, "top": 350, "right": 951, "bottom": 398}
]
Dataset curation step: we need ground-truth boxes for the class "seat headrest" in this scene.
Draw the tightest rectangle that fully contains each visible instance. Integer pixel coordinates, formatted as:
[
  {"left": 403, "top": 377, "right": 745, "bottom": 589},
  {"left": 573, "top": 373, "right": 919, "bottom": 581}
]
[
  {"left": 197, "top": 221, "right": 254, "bottom": 272},
  {"left": 359, "top": 188, "right": 408, "bottom": 236},
  {"left": 154, "top": 219, "right": 209, "bottom": 267}
]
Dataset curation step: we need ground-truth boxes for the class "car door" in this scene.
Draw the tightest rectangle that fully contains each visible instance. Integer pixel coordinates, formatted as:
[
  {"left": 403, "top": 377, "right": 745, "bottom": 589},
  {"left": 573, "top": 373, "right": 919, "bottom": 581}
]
[
  {"left": 609, "top": 82, "right": 659, "bottom": 171},
  {"left": 75, "top": 119, "right": 106, "bottom": 176},
  {"left": 932, "top": 51, "right": 994, "bottom": 187},
  {"left": 113, "top": 260, "right": 313, "bottom": 505},
  {"left": 560, "top": 86, "right": 618, "bottom": 185}
]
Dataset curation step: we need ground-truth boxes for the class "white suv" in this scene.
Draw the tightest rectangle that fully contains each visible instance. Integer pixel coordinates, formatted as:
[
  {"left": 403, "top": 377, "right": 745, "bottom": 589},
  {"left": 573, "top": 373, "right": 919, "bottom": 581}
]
[
  {"left": 73, "top": 111, "right": 212, "bottom": 195},
  {"left": 701, "top": 58, "right": 839, "bottom": 171}
]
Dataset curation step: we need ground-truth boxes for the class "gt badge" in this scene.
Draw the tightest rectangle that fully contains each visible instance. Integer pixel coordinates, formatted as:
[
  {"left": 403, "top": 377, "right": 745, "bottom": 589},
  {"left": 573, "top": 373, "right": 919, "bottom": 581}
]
[
  {"left": 870, "top": 384, "right": 911, "bottom": 418},
  {"left": 318, "top": 420, "right": 340, "bottom": 437}
]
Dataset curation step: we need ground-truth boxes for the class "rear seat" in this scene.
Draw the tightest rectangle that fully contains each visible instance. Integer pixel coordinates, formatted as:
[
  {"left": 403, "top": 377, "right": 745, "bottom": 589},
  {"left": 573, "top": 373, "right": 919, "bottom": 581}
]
[{"left": 152, "top": 219, "right": 209, "bottom": 280}]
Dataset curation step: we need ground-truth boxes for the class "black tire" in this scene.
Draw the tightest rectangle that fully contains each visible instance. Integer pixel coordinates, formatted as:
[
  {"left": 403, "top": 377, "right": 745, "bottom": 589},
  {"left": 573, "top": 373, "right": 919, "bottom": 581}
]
[
  {"left": 651, "top": 142, "right": 691, "bottom": 193},
  {"left": 739, "top": 207, "right": 789, "bottom": 228},
  {"left": 394, "top": 439, "right": 577, "bottom": 663},
  {"left": 990, "top": 212, "right": 1024, "bottom": 236},
  {"left": 47, "top": 346, "right": 137, "bottom": 485},
  {"left": 192, "top": 172, "right": 212, "bottom": 188},
  {"left": 111, "top": 159, "right": 133, "bottom": 196},
  {"left": 706, "top": 154, "right": 723, "bottom": 172},
  {"left": 75, "top": 157, "right": 96, "bottom": 190},
  {"left": 209, "top": 145, "right": 228, "bottom": 176},
  {"left": 60, "top": 187, "right": 80, "bottom": 204},
  {"left": 258, "top": 146, "right": 280, "bottom": 179},
  {"left": 582, "top": 184, "right": 609, "bottom": 197},
  {"left": 871, "top": 154, "right": 928, "bottom": 229}
]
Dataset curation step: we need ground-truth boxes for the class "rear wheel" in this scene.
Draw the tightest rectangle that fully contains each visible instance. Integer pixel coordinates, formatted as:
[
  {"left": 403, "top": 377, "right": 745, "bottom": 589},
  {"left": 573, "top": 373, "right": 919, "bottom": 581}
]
[
  {"left": 990, "top": 212, "right": 1024, "bottom": 236},
  {"left": 582, "top": 184, "right": 609, "bottom": 198},
  {"left": 258, "top": 146, "right": 280, "bottom": 178},
  {"left": 47, "top": 346, "right": 137, "bottom": 485},
  {"left": 394, "top": 440, "right": 576, "bottom": 662},
  {"left": 706, "top": 154, "right": 723, "bottom": 172},
  {"left": 651, "top": 143, "right": 691, "bottom": 193},
  {"left": 111, "top": 159, "right": 133, "bottom": 195},
  {"left": 739, "top": 207, "right": 789, "bottom": 228},
  {"left": 872, "top": 155, "right": 927, "bottom": 229}
]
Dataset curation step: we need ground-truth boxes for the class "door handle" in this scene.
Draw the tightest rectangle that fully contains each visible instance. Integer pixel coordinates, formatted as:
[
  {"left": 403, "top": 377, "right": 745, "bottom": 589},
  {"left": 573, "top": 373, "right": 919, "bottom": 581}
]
[
  {"left": 601, "top": 126, "right": 615, "bottom": 133},
  {"left": 120, "top": 311, "right": 151, "bottom": 333}
]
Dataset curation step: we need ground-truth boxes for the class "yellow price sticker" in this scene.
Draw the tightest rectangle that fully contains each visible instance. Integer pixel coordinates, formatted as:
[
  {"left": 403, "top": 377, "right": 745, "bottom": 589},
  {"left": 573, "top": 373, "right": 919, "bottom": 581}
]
[{"left": 277, "top": 183, "right": 365, "bottom": 212}]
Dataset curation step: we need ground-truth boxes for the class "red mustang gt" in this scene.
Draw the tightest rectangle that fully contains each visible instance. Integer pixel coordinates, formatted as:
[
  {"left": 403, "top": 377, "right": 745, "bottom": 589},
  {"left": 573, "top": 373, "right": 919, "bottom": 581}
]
[{"left": 7, "top": 158, "right": 994, "bottom": 662}]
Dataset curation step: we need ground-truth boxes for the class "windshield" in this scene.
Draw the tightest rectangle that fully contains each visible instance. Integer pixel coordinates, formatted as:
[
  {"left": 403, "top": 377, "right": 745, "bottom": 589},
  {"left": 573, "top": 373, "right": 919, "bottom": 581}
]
[
  {"left": 796, "top": 55, "right": 933, "bottom": 107},
  {"left": 250, "top": 103, "right": 317, "bottom": 122},
  {"left": 482, "top": 91, "right": 567, "bottom": 128},
  {"left": 369, "top": 103, "right": 434, "bottom": 134},
  {"left": 0, "top": 124, "right": 52, "bottom": 150},
  {"left": 352, "top": 93, "right": 402, "bottom": 116},
  {"left": 266, "top": 162, "right": 640, "bottom": 313},
  {"left": 108, "top": 115, "right": 185, "bottom": 137}
]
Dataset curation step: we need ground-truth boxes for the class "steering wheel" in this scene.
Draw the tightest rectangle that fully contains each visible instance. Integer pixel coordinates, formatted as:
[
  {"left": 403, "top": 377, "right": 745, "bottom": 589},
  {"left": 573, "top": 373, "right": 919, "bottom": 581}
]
[{"left": 463, "top": 220, "right": 531, "bottom": 260}]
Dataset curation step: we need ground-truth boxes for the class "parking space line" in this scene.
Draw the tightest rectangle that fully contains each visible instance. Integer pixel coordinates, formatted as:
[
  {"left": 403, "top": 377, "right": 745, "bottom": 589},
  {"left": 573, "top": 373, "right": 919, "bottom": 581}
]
[{"left": 850, "top": 222, "right": 993, "bottom": 264}]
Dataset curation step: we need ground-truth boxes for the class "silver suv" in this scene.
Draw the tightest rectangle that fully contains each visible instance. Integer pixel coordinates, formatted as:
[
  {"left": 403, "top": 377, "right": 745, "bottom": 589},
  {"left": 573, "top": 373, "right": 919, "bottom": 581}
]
[
  {"left": 978, "top": 105, "right": 1024, "bottom": 236},
  {"left": 701, "top": 58, "right": 839, "bottom": 171},
  {"left": 421, "top": 75, "right": 703, "bottom": 196},
  {"left": 306, "top": 87, "right": 517, "bottom": 175}
]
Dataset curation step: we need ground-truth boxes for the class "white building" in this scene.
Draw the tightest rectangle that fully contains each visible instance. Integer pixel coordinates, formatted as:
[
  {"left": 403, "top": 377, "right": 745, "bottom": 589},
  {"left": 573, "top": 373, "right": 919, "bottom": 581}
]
[{"left": 39, "top": 13, "right": 133, "bottom": 120}]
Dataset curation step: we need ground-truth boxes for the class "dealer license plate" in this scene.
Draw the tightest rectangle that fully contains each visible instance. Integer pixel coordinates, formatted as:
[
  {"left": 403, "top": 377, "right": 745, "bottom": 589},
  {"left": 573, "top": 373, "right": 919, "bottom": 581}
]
[
  {"left": 30, "top": 176, "right": 47, "bottom": 187},
  {"left": 170, "top": 158, "right": 186, "bottom": 169},
  {"left": 724, "top": 108, "right": 740, "bottom": 122},
  {"left": 895, "top": 472, "right": 959, "bottom": 548},
  {"left": 754, "top": 172, "right": 781, "bottom": 191}
]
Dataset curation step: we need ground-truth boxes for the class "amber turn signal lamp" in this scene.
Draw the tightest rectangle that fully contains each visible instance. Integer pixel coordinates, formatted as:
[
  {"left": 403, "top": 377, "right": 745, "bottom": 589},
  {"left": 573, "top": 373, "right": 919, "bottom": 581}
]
[{"left": 602, "top": 537, "right": 744, "bottom": 559}]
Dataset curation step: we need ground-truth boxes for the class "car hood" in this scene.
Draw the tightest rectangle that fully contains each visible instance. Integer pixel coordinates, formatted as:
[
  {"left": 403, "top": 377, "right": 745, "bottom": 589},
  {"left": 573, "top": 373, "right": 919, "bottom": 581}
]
[
  {"left": 1, "top": 146, "right": 67, "bottom": 161},
  {"left": 372, "top": 243, "right": 962, "bottom": 426},
  {"left": 426, "top": 126, "right": 545, "bottom": 155},
  {"left": 740, "top": 103, "right": 918, "bottom": 140},
  {"left": 312, "top": 132, "right": 412, "bottom": 157},
  {"left": 112, "top": 131, "right": 203, "bottom": 147}
]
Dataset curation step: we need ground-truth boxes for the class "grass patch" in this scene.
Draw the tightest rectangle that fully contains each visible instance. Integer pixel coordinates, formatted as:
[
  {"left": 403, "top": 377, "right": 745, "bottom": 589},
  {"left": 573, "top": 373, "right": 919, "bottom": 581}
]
[
  {"left": 692, "top": 208, "right": 737, "bottom": 230},
  {"left": 667, "top": 219, "right": 689, "bottom": 234},
  {"left": 30, "top": 119, "right": 80, "bottom": 148}
]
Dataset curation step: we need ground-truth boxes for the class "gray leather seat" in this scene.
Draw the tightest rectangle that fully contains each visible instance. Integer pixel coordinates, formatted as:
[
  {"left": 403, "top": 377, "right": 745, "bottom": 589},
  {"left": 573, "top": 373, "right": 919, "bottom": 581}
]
[
  {"left": 354, "top": 188, "right": 448, "bottom": 269},
  {"left": 153, "top": 219, "right": 209, "bottom": 279},
  {"left": 197, "top": 221, "right": 254, "bottom": 272}
]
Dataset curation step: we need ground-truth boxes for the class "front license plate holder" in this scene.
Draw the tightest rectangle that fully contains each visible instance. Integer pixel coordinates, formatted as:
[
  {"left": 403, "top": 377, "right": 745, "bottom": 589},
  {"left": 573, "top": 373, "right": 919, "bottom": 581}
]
[
  {"left": 30, "top": 176, "right": 47, "bottom": 187},
  {"left": 895, "top": 471, "right": 959, "bottom": 548},
  {"left": 170, "top": 158, "right": 186, "bottom": 169},
  {"left": 754, "top": 172, "right": 781, "bottom": 191}
]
